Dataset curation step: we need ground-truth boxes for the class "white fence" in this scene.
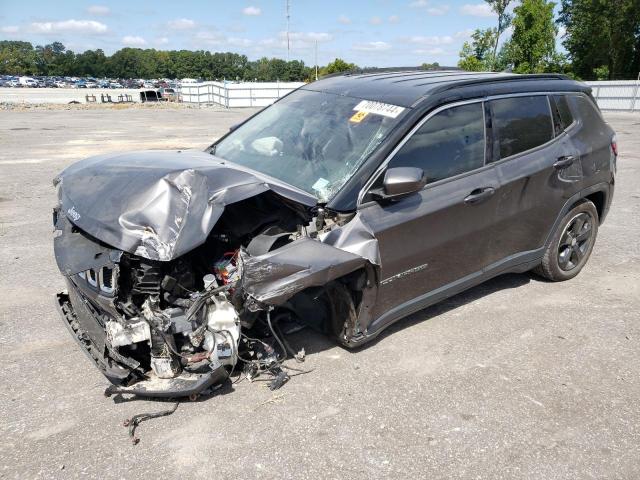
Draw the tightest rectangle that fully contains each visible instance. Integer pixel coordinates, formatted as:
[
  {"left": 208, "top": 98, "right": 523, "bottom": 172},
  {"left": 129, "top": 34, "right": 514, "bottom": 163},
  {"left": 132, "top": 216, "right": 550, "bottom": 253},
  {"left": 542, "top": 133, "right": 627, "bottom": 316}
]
[
  {"left": 586, "top": 80, "right": 640, "bottom": 111},
  {"left": 178, "top": 81, "right": 305, "bottom": 108},
  {"left": 179, "top": 80, "right": 640, "bottom": 111}
]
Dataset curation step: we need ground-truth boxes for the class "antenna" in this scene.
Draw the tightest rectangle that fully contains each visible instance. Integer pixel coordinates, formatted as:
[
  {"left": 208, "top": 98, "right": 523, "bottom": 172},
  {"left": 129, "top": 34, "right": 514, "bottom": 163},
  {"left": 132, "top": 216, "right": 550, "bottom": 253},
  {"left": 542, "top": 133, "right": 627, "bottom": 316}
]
[{"left": 286, "top": 0, "right": 291, "bottom": 61}]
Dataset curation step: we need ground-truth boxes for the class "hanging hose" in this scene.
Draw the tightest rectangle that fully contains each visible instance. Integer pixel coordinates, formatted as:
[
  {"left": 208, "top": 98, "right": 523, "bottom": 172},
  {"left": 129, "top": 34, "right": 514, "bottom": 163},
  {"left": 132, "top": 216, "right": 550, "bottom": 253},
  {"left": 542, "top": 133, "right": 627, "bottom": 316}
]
[
  {"left": 185, "top": 283, "right": 233, "bottom": 322},
  {"left": 266, "top": 309, "right": 288, "bottom": 362},
  {"left": 272, "top": 314, "right": 305, "bottom": 363}
]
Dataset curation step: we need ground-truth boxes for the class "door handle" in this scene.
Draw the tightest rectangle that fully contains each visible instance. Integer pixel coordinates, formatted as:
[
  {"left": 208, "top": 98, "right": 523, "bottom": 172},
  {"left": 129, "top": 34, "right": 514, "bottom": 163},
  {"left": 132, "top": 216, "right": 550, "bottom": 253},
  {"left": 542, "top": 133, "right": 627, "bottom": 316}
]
[
  {"left": 464, "top": 187, "right": 495, "bottom": 205},
  {"left": 554, "top": 155, "right": 575, "bottom": 169}
]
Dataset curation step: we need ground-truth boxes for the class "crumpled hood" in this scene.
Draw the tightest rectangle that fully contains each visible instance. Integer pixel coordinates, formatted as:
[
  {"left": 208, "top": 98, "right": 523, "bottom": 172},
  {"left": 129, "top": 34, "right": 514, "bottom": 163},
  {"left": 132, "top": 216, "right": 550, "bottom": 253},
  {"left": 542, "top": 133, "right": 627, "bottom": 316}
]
[{"left": 54, "top": 149, "right": 317, "bottom": 261}]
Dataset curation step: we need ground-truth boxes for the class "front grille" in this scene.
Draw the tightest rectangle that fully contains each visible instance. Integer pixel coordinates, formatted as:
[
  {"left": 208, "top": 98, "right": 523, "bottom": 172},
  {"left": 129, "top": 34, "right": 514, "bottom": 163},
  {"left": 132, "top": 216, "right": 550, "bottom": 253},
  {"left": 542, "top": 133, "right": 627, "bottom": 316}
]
[
  {"left": 75, "top": 266, "right": 118, "bottom": 297},
  {"left": 100, "top": 267, "right": 115, "bottom": 294}
]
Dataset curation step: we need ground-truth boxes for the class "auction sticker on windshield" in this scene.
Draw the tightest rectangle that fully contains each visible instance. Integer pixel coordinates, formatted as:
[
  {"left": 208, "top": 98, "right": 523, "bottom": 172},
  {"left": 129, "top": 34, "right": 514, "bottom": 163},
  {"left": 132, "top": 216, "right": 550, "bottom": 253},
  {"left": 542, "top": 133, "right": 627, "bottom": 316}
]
[
  {"left": 353, "top": 100, "right": 405, "bottom": 118},
  {"left": 349, "top": 111, "right": 369, "bottom": 123}
]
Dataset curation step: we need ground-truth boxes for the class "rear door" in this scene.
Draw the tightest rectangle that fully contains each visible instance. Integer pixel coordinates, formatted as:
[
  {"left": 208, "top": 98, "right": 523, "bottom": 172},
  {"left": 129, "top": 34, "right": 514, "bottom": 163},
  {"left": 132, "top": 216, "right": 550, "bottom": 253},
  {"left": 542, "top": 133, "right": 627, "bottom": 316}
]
[
  {"left": 565, "top": 94, "right": 616, "bottom": 188},
  {"left": 358, "top": 100, "right": 501, "bottom": 320},
  {"left": 486, "top": 94, "right": 583, "bottom": 264}
]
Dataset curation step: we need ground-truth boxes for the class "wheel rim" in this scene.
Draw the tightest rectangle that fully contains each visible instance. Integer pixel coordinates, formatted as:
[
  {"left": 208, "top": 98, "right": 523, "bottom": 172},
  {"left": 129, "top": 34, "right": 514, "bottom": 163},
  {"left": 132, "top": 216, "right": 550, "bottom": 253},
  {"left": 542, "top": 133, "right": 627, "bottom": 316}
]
[{"left": 557, "top": 212, "right": 594, "bottom": 272}]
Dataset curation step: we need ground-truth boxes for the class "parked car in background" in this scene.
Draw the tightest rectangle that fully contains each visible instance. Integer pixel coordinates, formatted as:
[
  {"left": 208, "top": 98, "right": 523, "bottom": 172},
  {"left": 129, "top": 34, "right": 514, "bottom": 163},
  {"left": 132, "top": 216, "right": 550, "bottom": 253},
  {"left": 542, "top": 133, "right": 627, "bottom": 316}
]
[
  {"left": 159, "top": 87, "right": 177, "bottom": 100},
  {"left": 18, "top": 76, "right": 38, "bottom": 87}
]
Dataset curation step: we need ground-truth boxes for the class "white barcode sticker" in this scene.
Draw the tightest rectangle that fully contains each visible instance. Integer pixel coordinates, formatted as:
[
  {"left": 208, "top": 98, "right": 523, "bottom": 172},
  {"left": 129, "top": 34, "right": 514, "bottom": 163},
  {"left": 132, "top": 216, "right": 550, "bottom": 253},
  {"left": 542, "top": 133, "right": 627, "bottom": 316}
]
[
  {"left": 353, "top": 100, "right": 405, "bottom": 118},
  {"left": 312, "top": 177, "right": 330, "bottom": 192}
]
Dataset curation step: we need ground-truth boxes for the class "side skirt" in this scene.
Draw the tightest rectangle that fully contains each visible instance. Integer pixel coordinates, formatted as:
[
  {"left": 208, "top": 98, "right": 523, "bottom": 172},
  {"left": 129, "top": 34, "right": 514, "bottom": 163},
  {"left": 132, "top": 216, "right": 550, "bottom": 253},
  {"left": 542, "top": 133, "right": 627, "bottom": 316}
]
[{"left": 348, "top": 249, "right": 543, "bottom": 346}]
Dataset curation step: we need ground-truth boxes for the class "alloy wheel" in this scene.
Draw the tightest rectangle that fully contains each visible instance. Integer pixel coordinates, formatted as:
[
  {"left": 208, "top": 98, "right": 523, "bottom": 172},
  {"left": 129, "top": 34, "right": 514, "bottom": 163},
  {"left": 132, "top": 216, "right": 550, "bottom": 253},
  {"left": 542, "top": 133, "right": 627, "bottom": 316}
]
[{"left": 557, "top": 212, "right": 594, "bottom": 271}]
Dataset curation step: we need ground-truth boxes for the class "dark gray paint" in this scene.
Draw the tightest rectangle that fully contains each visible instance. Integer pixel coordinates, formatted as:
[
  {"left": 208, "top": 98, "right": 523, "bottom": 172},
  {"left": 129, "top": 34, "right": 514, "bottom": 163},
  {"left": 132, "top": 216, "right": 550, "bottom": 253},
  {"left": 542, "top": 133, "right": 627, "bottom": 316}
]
[
  {"left": 240, "top": 237, "right": 369, "bottom": 308},
  {"left": 360, "top": 164, "right": 502, "bottom": 320},
  {"left": 52, "top": 74, "right": 616, "bottom": 386},
  {"left": 54, "top": 149, "right": 317, "bottom": 261}
]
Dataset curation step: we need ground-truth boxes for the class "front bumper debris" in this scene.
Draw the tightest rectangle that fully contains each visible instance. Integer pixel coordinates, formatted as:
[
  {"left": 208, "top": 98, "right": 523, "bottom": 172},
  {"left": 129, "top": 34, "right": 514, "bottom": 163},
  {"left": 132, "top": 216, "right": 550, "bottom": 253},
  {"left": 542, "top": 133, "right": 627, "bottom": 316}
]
[{"left": 56, "top": 290, "right": 227, "bottom": 398}]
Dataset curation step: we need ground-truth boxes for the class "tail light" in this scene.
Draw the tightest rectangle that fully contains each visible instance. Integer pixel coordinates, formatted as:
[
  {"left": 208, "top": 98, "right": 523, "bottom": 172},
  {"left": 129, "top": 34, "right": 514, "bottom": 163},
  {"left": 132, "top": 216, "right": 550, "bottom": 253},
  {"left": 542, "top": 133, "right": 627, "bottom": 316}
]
[{"left": 611, "top": 135, "right": 618, "bottom": 156}]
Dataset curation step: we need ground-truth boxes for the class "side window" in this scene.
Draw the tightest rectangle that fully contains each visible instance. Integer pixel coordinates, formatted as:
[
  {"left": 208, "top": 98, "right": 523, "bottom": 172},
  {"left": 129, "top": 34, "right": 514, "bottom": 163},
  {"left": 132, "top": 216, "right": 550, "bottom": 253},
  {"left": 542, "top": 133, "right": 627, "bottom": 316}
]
[
  {"left": 552, "top": 95, "right": 574, "bottom": 131},
  {"left": 489, "top": 96, "right": 554, "bottom": 160},
  {"left": 568, "top": 94, "right": 604, "bottom": 127},
  {"left": 388, "top": 102, "right": 485, "bottom": 184}
]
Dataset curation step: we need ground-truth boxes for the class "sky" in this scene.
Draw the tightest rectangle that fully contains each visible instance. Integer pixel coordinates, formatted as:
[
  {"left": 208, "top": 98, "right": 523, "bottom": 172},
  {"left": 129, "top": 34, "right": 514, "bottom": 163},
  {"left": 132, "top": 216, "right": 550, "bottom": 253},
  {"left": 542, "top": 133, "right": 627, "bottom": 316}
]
[{"left": 0, "top": 0, "right": 533, "bottom": 67}]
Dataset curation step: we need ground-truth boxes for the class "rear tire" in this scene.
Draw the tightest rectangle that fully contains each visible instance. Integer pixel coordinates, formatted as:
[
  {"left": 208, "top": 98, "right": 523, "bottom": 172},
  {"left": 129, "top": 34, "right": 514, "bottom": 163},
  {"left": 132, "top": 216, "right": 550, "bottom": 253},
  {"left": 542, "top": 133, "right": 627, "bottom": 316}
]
[{"left": 534, "top": 201, "right": 599, "bottom": 281}]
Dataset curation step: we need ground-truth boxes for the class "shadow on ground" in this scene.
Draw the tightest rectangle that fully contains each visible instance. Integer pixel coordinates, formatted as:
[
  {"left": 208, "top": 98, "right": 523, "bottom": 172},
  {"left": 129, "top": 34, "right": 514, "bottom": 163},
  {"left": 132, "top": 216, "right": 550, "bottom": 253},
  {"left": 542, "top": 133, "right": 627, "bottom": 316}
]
[{"left": 285, "top": 272, "right": 533, "bottom": 356}]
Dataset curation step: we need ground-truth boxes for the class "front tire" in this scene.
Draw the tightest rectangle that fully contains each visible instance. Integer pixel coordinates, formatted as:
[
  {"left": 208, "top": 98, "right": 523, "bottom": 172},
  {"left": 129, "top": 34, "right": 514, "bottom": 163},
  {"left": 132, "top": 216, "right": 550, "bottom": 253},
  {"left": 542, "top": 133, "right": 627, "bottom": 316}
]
[{"left": 534, "top": 201, "right": 599, "bottom": 281}]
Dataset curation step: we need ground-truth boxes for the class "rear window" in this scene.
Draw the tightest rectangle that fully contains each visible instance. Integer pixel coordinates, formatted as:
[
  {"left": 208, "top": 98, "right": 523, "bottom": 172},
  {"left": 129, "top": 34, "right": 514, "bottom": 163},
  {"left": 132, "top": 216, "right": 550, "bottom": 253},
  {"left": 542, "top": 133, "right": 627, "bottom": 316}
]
[{"left": 489, "top": 96, "right": 554, "bottom": 160}]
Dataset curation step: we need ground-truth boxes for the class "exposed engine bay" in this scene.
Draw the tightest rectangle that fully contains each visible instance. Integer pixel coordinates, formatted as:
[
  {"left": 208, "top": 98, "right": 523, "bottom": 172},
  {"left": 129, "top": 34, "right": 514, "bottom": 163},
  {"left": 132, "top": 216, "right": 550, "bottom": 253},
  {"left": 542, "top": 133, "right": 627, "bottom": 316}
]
[{"left": 53, "top": 150, "right": 380, "bottom": 398}]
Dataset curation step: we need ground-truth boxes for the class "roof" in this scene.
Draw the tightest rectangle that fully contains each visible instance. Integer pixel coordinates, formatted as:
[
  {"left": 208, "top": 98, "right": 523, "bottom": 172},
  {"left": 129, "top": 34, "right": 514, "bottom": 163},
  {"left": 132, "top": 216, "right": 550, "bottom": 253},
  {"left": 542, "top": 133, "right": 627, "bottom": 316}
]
[{"left": 300, "top": 70, "right": 575, "bottom": 108}]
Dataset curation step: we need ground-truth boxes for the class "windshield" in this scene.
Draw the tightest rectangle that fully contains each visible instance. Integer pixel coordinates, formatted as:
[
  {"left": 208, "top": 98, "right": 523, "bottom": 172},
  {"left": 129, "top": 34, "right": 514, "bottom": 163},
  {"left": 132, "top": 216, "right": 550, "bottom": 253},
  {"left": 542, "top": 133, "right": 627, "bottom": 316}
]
[{"left": 213, "top": 89, "right": 407, "bottom": 202}]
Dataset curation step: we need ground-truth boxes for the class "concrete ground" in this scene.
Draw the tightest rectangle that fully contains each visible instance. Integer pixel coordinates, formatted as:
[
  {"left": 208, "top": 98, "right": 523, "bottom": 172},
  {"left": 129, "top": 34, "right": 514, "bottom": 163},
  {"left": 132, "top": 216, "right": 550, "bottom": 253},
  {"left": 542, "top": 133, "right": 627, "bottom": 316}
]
[{"left": 0, "top": 106, "right": 638, "bottom": 479}]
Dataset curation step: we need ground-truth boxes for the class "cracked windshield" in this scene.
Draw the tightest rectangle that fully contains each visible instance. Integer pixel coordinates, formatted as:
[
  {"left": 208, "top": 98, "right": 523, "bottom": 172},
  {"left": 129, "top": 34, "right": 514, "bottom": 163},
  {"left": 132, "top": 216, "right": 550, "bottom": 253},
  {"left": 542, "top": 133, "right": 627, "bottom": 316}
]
[{"left": 213, "top": 89, "right": 407, "bottom": 201}]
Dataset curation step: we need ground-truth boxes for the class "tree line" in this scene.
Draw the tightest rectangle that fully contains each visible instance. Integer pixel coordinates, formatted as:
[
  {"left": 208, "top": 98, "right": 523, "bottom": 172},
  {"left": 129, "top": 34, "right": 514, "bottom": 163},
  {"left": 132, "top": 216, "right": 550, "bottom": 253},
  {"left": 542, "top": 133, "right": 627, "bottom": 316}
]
[
  {"left": 2, "top": 0, "right": 638, "bottom": 82},
  {"left": 458, "top": 0, "right": 640, "bottom": 80},
  {"left": 0, "top": 40, "right": 358, "bottom": 81}
]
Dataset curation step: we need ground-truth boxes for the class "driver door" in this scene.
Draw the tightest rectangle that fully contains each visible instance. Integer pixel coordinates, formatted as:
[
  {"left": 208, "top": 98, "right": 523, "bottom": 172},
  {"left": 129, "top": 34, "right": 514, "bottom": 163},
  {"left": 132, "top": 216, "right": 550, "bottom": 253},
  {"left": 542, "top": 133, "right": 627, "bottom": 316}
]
[{"left": 358, "top": 100, "right": 502, "bottom": 331}]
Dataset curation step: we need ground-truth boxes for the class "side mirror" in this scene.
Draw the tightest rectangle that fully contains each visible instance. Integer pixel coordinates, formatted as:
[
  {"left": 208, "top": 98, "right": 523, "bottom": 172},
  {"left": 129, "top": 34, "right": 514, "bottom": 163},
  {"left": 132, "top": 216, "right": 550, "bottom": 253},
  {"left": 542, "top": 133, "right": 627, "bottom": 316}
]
[{"left": 381, "top": 167, "right": 426, "bottom": 198}]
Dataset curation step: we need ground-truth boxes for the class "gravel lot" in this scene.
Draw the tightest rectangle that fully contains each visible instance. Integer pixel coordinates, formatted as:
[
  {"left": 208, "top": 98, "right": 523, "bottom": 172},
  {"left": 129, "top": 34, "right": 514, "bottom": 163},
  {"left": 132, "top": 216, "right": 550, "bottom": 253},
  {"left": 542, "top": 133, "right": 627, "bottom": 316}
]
[{"left": 0, "top": 107, "right": 638, "bottom": 479}]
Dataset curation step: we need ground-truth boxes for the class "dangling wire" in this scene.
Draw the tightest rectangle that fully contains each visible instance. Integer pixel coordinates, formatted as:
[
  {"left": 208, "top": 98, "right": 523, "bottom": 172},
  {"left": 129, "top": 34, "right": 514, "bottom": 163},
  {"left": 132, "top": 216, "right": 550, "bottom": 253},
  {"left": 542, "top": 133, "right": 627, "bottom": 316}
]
[{"left": 124, "top": 401, "right": 180, "bottom": 445}]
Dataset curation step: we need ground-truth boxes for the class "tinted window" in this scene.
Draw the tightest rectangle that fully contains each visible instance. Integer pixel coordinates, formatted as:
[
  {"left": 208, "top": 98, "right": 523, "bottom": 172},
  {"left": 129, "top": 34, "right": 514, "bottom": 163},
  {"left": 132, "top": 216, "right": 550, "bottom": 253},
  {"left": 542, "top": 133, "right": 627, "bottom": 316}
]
[
  {"left": 490, "top": 96, "right": 554, "bottom": 160},
  {"left": 553, "top": 95, "right": 574, "bottom": 130},
  {"left": 550, "top": 96, "right": 564, "bottom": 136},
  {"left": 568, "top": 94, "right": 604, "bottom": 127},
  {"left": 389, "top": 102, "right": 485, "bottom": 184}
]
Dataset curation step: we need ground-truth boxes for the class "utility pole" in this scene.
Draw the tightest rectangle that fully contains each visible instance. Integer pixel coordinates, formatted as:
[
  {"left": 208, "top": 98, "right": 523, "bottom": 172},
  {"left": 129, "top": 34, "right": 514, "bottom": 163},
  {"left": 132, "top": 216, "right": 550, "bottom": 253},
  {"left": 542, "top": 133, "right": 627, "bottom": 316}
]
[
  {"left": 315, "top": 40, "right": 318, "bottom": 81},
  {"left": 286, "top": 0, "right": 291, "bottom": 61}
]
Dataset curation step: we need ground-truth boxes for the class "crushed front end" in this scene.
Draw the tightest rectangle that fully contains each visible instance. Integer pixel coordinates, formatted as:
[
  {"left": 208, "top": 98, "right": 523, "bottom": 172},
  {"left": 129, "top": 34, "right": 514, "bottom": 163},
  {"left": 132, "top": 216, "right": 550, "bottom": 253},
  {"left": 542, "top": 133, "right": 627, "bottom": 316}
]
[
  {"left": 52, "top": 150, "right": 379, "bottom": 398},
  {"left": 54, "top": 210, "right": 244, "bottom": 397}
]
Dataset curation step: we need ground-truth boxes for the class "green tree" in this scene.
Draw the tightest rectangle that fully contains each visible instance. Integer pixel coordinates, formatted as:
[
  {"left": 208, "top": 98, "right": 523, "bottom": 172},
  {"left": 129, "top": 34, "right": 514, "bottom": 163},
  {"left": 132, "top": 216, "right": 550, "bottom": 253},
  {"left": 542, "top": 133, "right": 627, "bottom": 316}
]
[
  {"left": 34, "top": 42, "right": 74, "bottom": 75},
  {"left": 0, "top": 41, "right": 38, "bottom": 74},
  {"left": 458, "top": 29, "right": 497, "bottom": 71},
  {"left": 0, "top": 40, "right": 340, "bottom": 81},
  {"left": 74, "top": 49, "right": 107, "bottom": 78},
  {"left": 503, "top": 0, "right": 558, "bottom": 73},
  {"left": 559, "top": 0, "right": 640, "bottom": 79},
  {"left": 485, "top": 0, "right": 514, "bottom": 69},
  {"left": 321, "top": 58, "right": 356, "bottom": 75}
]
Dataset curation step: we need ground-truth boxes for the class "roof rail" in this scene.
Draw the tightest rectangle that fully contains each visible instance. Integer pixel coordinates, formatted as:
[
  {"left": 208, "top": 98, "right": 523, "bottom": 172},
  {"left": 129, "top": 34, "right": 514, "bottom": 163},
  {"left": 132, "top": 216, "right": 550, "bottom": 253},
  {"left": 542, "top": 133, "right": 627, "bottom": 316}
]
[
  {"left": 320, "top": 66, "right": 462, "bottom": 80},
  {"left": 417, "top": 73, "right": 573, "bottom": 103}
]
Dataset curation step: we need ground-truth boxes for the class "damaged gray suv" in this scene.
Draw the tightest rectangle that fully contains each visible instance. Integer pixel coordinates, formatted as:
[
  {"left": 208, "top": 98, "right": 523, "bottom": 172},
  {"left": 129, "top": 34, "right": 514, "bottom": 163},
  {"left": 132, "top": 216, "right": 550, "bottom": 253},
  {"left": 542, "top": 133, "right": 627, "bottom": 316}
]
[{"left": 53, "top": 71, "right": 616, "bottom": 398}]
